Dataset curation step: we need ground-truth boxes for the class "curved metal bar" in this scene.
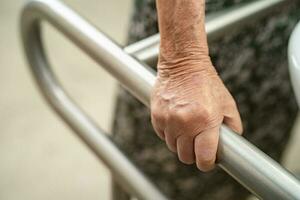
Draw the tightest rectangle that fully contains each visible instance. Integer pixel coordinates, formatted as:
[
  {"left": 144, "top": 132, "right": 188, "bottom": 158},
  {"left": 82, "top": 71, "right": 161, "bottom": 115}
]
[
  {"left": 288, "top": 21, "right": 300, "bottom": 106},
  {"left": 20, "top": 1, "right": 165, "bottom": 200},
  {"left": 124, "top": 0, "right": 287, "bottom": 66},
  {"left": 20, "top": 0, "right": 300, "bottom": 199}
]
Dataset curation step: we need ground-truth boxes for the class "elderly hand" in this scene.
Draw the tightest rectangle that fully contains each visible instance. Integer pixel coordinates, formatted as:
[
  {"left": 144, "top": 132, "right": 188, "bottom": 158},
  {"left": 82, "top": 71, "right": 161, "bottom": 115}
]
[
  {"left": 154, "top": 0, "right": 243, "bottom": 171},
  {"left": 151, "top": 56, "right": 243, "bottom": 171}
]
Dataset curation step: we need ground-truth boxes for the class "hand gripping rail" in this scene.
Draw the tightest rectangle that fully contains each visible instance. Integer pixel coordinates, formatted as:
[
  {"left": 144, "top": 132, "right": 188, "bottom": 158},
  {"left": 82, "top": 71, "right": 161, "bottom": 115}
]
[{"left": 20, "top": 0, "right": 300, "bottom": 199}]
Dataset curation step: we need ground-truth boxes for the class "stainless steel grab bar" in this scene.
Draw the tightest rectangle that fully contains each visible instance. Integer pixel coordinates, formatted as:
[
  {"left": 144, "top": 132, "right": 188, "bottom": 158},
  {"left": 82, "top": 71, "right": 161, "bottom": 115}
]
[
  {"left": 20, "top": 1, "right": 166, "bottom": 200},
  {"left": 20, "top": 0, "right": 300, "bottom": 199}
]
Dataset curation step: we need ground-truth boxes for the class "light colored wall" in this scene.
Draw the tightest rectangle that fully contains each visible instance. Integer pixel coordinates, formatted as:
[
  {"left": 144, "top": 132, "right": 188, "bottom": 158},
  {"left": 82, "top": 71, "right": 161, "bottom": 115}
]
[{"left": 0, "top": 0, "right": 133, "bottom": 199}]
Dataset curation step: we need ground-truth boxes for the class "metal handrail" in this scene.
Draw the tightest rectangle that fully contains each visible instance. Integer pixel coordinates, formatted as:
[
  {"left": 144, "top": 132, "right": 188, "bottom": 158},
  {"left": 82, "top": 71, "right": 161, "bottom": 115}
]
[
  {"left": 20, "top": 0, "right": 300, "bottom": 199},
  {"left": 20, "top": 1, "right": 166, "bottom": 200}
]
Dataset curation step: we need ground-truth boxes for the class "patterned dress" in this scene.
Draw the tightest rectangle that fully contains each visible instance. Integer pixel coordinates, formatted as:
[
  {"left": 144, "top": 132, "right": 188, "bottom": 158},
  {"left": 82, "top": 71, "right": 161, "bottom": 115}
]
[{"left": 112, "top": 0, "right": 300, "bottom": 199}]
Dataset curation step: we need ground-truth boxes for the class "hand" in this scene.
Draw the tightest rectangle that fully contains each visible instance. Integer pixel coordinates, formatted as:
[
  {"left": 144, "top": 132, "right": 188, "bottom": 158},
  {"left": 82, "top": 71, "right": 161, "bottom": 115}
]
[{"left": 151, "top": 57, "right": 243, "bottom": 172}]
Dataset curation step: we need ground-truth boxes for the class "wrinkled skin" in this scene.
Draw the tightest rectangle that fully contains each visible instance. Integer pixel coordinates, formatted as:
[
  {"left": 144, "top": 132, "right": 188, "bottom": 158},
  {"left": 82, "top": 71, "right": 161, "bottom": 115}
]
[
  {"left": 151, "top": 57, "right": 242, "bottom": 171},
  {"left": 151, "top": 0, "right": 243, "bottom": 171}
]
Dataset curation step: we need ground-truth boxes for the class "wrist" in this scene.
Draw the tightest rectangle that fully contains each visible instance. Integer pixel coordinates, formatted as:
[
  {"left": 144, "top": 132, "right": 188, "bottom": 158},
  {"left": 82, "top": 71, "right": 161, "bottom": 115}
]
[
  {"left": 157, "top": 54, "right": 217, "bottom": 79},
  {"left": 159, "top": 38, "right": 209, "bottom": 61}
]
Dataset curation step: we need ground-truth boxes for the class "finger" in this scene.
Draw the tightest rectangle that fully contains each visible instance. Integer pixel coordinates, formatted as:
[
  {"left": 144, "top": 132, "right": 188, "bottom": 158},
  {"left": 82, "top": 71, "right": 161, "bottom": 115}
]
[
  {"left": 151, "top": 119, "right": 165, "bottom": 140},
  {"left": 177, "top": 135, "right": 195, "bottom": 164},
  {"left": 194, "top": 126, "right": 219, "bottom": 172},
  {"left": 150, "top": 108, "right": 166, "bottom": 140},
  {"left": 223, "top": 106, "right": 243, "bottom": 134},
  {"left": 165, "top": 131, "right": 177, "bottom": 153},
  {"left": 164, "top": 121, "right": 183, "bottom": 153}
]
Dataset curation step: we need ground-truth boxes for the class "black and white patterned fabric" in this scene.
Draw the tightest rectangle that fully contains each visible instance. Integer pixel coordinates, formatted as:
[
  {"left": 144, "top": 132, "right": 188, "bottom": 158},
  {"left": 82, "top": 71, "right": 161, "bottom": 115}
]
[{"left": 112, "top": 1, "right": 300, "bottom": 199}]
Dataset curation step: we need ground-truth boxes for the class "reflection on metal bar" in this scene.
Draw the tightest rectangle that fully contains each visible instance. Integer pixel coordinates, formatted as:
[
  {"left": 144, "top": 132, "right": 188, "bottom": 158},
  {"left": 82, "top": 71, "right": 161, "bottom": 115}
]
[
  {"left": 20, "top": 0, "right": 300, "bottom": 199},
  {"left": 124, "top": 0, "right": 286, "bottom": 66},
  {"left": 20, "top": 1, "right": 166, "bottom": 200}
]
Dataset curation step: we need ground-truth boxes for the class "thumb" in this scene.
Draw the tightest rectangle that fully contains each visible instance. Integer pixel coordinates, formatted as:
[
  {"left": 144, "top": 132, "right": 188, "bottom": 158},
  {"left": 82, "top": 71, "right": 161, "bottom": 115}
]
[{"left": 223, "top": 106, "right": 243, "bottom": 134}]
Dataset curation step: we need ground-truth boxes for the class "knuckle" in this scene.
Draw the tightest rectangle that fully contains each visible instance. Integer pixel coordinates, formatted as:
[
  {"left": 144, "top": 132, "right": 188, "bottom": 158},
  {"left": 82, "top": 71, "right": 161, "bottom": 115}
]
[
  {"left": 167, "top": 104, "right": 222, "bottom": 130},
  {"left": 151, "top": 107, "right": 166, "bottom": 122},
  {"left": 196, "top": 106, "right": 220, "bottom": 126},
  {"left": 198, "top": 107, "right": 211, "bottom": 122},
  {"left": 169, "top": 107, "right": 192, "bottom": 124}
]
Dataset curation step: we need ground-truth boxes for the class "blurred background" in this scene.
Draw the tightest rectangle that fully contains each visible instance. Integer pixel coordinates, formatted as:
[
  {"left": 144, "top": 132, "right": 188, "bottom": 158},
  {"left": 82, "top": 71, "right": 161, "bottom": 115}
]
[
  {"left": 0, "top": 0, "right": 300, "bottom": 200},
  {"left": 0, "top": 0, "right": 132, "bottom": 199}
]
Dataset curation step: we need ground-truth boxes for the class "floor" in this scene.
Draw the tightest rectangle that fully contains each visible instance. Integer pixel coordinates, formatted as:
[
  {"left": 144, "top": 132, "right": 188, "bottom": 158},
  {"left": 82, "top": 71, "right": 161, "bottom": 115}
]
[{"left": 0, "top": 0, "right": 299, "bottom": 200}]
